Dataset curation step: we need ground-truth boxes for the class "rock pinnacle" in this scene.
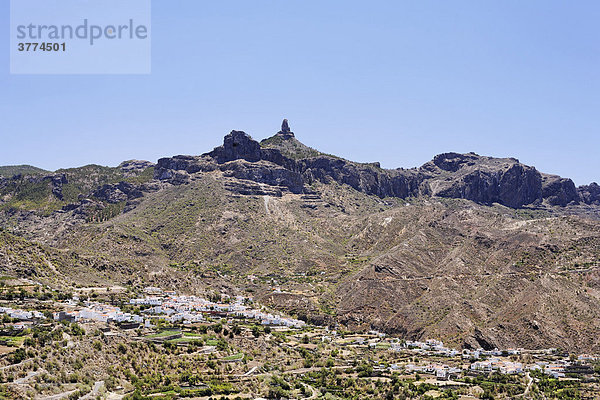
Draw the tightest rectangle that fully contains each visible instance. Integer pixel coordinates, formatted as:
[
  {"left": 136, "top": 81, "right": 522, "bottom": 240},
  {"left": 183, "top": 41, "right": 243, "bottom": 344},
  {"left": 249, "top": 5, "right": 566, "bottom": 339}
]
[{"left": 277, "top": 119, "right": 295, "bottom": 139}]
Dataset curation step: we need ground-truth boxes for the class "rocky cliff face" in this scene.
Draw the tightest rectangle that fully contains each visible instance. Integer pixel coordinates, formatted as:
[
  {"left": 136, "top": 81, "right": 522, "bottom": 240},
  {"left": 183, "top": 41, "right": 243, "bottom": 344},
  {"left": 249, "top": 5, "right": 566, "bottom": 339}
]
[
  {"left": 420, "top": 153, "right": 543, "bottom": 208},
  {"left": 154, "top": 121, "right": 598, "bottom": 209},
  {"left": 542, "top": 174, "right": 580, "bottom": 206},
  {"left": 154, "top": 129, "right": 424, "bottom": 199},
  {"left": 578, "top": 183, "right": 600, "bottom": 205}
]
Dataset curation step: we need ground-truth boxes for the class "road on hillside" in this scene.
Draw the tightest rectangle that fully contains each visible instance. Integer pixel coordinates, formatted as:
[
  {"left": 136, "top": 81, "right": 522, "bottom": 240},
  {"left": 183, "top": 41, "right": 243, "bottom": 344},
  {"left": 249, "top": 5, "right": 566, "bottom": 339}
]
[{"left": 81, "top": 381, "right": 105, "bottom": 399}]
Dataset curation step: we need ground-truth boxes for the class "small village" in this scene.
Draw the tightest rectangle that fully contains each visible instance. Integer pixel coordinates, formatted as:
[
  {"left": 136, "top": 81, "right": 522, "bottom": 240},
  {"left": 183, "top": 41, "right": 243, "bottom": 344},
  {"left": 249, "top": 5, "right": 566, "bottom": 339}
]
[
  {"left": 1, "top": 282, "right": 600, "bottom": 399},
  {"left": 51, "top": 286, "right": 305, "bottom": 330}
]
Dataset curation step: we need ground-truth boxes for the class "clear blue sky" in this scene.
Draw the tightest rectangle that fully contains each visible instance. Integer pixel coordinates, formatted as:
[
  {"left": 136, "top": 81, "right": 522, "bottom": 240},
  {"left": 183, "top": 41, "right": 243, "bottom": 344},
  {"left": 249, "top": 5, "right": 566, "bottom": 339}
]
[{"left": 1, "top": 1, "right": 599, "bottom": 185}]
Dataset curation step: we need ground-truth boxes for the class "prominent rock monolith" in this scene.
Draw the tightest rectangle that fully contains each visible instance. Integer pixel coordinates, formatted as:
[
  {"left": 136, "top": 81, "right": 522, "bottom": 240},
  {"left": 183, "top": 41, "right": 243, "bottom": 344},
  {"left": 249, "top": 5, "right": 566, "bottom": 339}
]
[{"left": 277, "top": 119, "right": 295, "bottom": 139}]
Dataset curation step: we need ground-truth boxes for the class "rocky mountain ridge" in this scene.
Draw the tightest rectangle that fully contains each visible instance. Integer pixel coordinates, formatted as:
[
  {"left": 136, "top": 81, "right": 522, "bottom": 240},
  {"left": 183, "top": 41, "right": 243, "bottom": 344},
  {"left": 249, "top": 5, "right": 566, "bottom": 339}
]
[
  {"left": 2, "top": 120, "right": 597, "bottom": 215},
  {"left": 153, "top": 120, "right": 599, "bottom": 210}
]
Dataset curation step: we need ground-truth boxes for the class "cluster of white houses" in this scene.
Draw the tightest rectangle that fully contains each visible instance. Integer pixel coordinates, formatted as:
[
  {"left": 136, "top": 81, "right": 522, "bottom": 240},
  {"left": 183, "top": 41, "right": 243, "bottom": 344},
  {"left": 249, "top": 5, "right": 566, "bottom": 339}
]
[
  {"left": 392, "top": 354, "right": 600, "bottom": 379},
  {"left": 51, "top": 288, "right": 305, "bottom": 328},
  {"left": 54, "top": 302, "right": 144, "bottom": 325},
  {"left": 6, "top": 285, "right": 598, "bottom": 380},
  {"left": 387, "top": 338, "right": 599, "bottom": 378},
  {"left": 0, "top": 306, "right": 45, "bottom": 321},
  {"left": 392, "top": 338, "right": 525, "bottom": 360},
  {"left": 234, "top": 309, "right": 305, "bottom": 328},
  {"left": 393, "top": 338, "right": 460, "bottom": 357},
  {"left": 130, "top": 293, "right": 306, "bottom": 328},
  {"left": 470, "top": 358, "right": 524, "bottom": 374},
  {"left": 400, "top": 363, "right": 463, "bottom": 380},
  {"left": 397, "top": 359, "right": 523, "bottom": 378},
  {"left": 0, "top": 306, "right": 46, "bottom": 330}
]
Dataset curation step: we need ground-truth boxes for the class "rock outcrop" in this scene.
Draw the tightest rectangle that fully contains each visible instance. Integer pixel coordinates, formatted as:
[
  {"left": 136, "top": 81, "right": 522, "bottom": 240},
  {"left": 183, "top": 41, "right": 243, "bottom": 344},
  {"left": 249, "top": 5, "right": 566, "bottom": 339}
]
[
  {"left": 45, "top": 174, "right": 68, "bottom": 200},
  {"left": 277, "top": 118, "right": 295, "bottom": 139},
  {"left": 220, "top": 160, "right": 304, "bottom": 194},
  {"left": 92, "top": 182, "right": 144, "bottom": 204},
  {"left": 578, "top": 183, "right": 600, "bottom": 205},
  {"left": 541, "top": 175, "right": 579, "bottom": 206},
  {"left": 420, "top": 153, "right": 543, "bottom": 208},
  {"left": 299, "top": 157, "right": 422, "bottom": 199},
  {"left": 119, "top": 160, "right": 155, "bottom": 177},
  {"left": 209, "top": 130, "right": 263, "bottom": 164}
]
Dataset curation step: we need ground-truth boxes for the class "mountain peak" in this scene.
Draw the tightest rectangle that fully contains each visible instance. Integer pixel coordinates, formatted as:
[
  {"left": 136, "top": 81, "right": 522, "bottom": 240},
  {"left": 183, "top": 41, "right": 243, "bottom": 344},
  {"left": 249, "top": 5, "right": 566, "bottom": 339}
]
[
  {"left": 276, "top": 118, "right": 295, "bottom": 139},
  {"left": 260, "top": 121, "right": 323, "bottom": 160}
]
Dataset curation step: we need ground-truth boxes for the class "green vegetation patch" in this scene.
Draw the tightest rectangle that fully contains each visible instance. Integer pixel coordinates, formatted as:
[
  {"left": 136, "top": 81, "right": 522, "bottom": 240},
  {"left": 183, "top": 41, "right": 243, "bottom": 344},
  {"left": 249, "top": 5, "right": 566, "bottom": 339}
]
[
  {"left": 222, "top": 352, "right": 244, "bottom": 361},
  {"left": 0, "top": 335, "right": 26, "bottom": 347},
  {"left": 146, "top": 330, "right": 181, "bottom": 339},
  {"left": 0, "top": 165, "right": 49, "bottom": 177},
  {"left": 260, "top": 135, "right": 324, "bottom": 159}
]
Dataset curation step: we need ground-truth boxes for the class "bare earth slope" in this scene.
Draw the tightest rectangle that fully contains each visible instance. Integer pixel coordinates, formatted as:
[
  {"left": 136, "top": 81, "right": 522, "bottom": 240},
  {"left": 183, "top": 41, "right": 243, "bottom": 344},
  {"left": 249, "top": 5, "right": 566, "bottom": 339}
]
[{"left": 336, "top": 203, "right": 600, "bottom": 351}]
